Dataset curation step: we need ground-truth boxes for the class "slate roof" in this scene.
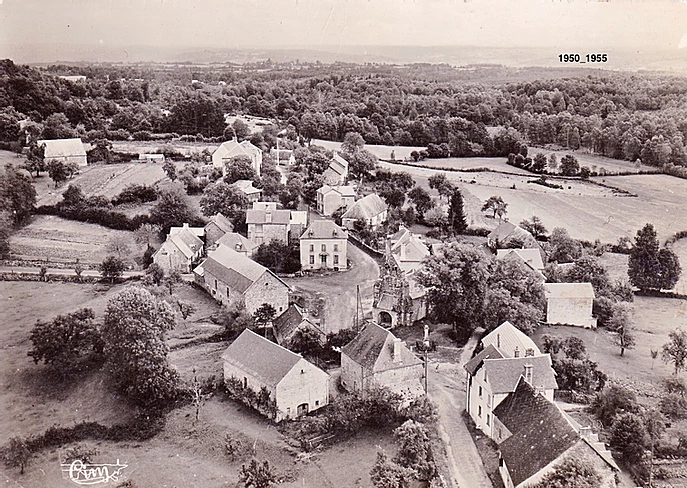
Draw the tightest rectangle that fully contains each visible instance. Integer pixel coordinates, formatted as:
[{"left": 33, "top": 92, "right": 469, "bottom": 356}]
[
  {"left": 246, "top": 209, "right": 291, "bottom": 225},
  {"left": 162, "top": 227, "right": 203, "bottom": 259},
  {"left": 496, "top": 248, "right": 545, "bottom": 270},
  {"left": 481, "top": 321, "right": 541, "bottom": 359},
  {"left": 221, "top": 329, "right": 305, "bottom": 387},
  {"left": 215, "top": 140, "right": 261, "bottom": 160},
  {"left": 318, "top": 185, "right": 356, "bottom": 197},
  {"left": 488, "top": 221, "right": 533, "bottom": 242},
  {"left": 272, "top": 304, "right": 324, "bottom": 345},
  {"left": 38, "top": 138, "right": 86, "bottom": 158},
  {"left": 206, "top": 213, "right": 234, "bottom": 234},
  {"left": 482, "top": 355, "right": 558, "bottom": 394},
  {"left": 216, "top": 232, "right": 255, "bottom": 254},
  {"left": 201, "top": 245, "right": 283, "bottom": 293},
  {"left": 233, "top": 179, "right": 263, "bottom": 195},
  {"left": 342, "top": 194, "right": 388, "bottom": 221},
  {"left": 300, "top": 220, "right": 348, "bottom": 240},
  {"left": 464, "top": 344, "right": 504, "bottom": 376},
  {"left": 544, "top": 282, "right": 595, "bottom": 299},
  {"left": 327, "top": 154, "right": 349, "bottom": 176},
  {"left": 493, "top": 378, "right": 579, "bottom": 486},
  {"left": 341, "top": 322, "right": 422, "bottom": 372},
  {"left": 390, "top": 227, "right": 430, "bottom": 263},
  {"left": 170, "top": 224, "right": 204, "bottom": 238}
]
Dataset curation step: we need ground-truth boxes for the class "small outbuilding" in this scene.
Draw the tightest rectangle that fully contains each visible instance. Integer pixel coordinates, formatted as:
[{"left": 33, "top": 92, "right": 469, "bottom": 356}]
[
  {"left": 38, "top": 138, "right": 87, "bottom": 167},
  {"left": 544, "top": 282, "right": 596, "bottom": 328}
]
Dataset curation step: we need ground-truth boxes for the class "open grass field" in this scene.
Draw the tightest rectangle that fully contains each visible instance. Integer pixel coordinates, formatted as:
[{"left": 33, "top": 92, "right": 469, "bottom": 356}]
[
  {"left": 311, "top": 138, "right": 426, "bottom": 161},
  {"left": 9, "top": 215, "right": 139, "bottom": 264},
  {"left": 111, "top": 140, "right": 219, "bottom": 156},
  {"left": 529, "top": 147, "right": 655, "bottom": 174}
]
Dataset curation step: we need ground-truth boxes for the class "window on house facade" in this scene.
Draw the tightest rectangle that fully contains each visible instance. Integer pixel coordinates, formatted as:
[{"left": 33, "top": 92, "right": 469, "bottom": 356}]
[
  {"left": 486, "top": 414, "right": 490, "bottom": 426},
  {"left": 315, "top": 400, "right": 319, "bottom": 406},
  {"left": 334, "top": 244, "right": 338, "bottom": 252},
  {"left": 309, "top": 255, "right": 315, "bottom": 264},
  {"left": 478, "top": 386, "right": 483, "bottom": 397},
  {"left": 334, "top": 255, "right": 339, "bottom": 265},
  {"left": 309, "top": 244, "right": 314, "bottom": 252},
  {"left": 487, "top": 394, "right": 491, "bottom": 407},
  {"left": 226, "top": 287, "right": 229, "bottom": 296},
  {"left": 478, "top": 405, "right": 482, "bottom": 417},
  {"left": 321, "top": 244, "right": 326, "bottom": 252}
]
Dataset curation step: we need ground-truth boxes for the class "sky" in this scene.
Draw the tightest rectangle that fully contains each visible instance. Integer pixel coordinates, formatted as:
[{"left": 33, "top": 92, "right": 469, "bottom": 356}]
[{"left": 0, "top": 0, "right": 686, "bottom": 62}]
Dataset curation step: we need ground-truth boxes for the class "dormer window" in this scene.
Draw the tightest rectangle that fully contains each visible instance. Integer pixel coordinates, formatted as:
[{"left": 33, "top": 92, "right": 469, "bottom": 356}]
[{"left": 514, "top": 346, "right": 520, "bottom": 358}]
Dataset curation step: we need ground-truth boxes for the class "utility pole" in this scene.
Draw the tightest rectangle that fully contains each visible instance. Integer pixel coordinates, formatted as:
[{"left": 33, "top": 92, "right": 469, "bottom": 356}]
[
  {"left": 355, "top": 284, "right": 363, "bottom": 331},
  {"left": 423, "top": 323, "right": 430, "bottom": 395}
]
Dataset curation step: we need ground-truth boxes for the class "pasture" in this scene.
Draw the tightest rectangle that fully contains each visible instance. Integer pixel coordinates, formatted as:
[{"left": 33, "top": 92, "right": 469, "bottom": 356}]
[
  {"left": 9, "top": 215, "right": 139, "bottom": 265},
  {"left": 311, "top": 138, "right": 426, "bottom": 161},
  {"left": 528, "top": 146, "right": 655, "bottom": 175}
]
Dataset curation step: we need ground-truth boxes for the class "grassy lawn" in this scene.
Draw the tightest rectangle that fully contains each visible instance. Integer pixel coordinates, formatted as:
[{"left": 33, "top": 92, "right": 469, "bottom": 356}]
[{"left": 9, "top": 215, "right": 140, "bottom": 265}]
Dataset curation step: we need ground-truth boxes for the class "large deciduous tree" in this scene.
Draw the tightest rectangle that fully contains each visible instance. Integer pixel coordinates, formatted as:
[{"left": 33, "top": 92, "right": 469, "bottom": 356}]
[
  {"left": 559, "top": 154, "right": 580, "bottom": 176},
  {"left": 663, "top": 329, "right": 687, "bottom": 376},
  {"left": 530, "top": 458, "right": 602, "bottom": 488},
  {"left": 224, "top": 155, "right": 257, "bottom": 184},
  {"left": 629, "top": 223, "right": 682, "bottom": 291},
  {"left": 150, "top": 187, "right": 199, "bottom": 233},
  {"left": 102, "top": 287, "right": 179, "bottom": 408},
  {"left": 481, "top": 195, "right": 508, "bottom": 220},
  {"left": 0, "top": 164, "right": 36, "bottom": 226},
  {"left": 199, "top": 181, "right": 249, "bottom": 229}
]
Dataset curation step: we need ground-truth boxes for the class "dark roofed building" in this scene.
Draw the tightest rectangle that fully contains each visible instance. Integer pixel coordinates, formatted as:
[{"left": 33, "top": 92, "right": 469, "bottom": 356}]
[
  {"left": 272, "top": 304, "right": 325, "bottom": 349},
  {"left": 299, "top": 220, "right": 348, "bottom": 270},
  {"left": 222, "top": 329, "right": 329, "bottom": 421},
  {"left": 204, "top": 213, "right": 235, "bottom": 249},
  {"left": 341, "top": 322, "right": 424, "bottom": 400},
  {"left": 246, "top": 209, "right": 292, "bottom": 245},
  {"left": 341, "top": 194, "right": 388, "bottom": 230}
]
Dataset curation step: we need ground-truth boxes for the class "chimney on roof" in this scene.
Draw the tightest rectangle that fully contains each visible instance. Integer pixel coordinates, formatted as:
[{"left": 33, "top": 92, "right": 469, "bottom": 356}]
[
  {"left": 265, "top": 212, "right": 272, "bottom": 223},
  {"left": 525, "top": 348, "right": 535, "bottom": 357},
  {"left": 524, "top": 364, "right": 533, "bottom": 385},
  {"left": 497, "top": 334, "right": 500, "bottom": 349},
  {"left": 514, "top": 346, "right": 520, "bottom": 358},
  {"left": 579, "top": 426, "right": 592, "bottom": 440},
  {"left": 183, "top": 223, "right": 189, "bottom": 228},
  {"left": 393, "top": 337, "right": 402, "bottom": 363},
  {"left": 235, "top": 243, "right": 242, "bottom": 252}
]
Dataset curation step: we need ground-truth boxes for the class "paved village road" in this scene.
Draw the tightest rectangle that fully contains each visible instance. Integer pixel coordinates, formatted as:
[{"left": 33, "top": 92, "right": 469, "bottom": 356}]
[
  {"left": 428, "top": 331, "right": 492, "bottom": 488},
  {"left": 282, "top": 243, "right": 380, "bottom": 333}
]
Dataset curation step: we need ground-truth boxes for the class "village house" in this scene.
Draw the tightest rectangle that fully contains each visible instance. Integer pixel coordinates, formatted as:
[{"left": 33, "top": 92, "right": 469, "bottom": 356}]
[
  {"left": 221, "top": 329, "right": 329, "bottom": 422},
  {"left": 273, "top": 149, "right": 295, "bottom": 166},
  {"left": 215, "top": 232, "right": 256, "bottom": 257},
  {"left": 138, "top": 153, "right": 165, "bottom": 163},
  {"left": 204, "top": 213, "right": 234, "bottom": 250},
  {"left": 341, "top": 322, "right": 424, "bottom": 401},
  {"left": 496, "top": 248, "right": 545, "bottom": 270},
  {"left": 316, "top": 185, "right": 356, "bottom": 216},
  {"left": 464, "top": 321, "right": 557, "bottom": 437},
  {"left": 212, "top": 140, "right": 263, "bottom": 176},
  {"left": 341, "top": 193, "right": 388, "bottom": 230},
  {"left": 272, "top": 304, "right": 326, "bottom": 350},
  {"left": 232, "top": 179, "right": 263, "bottom": 202},
  {"left": 289, "top": 210, "right": 308, "bottom": 238},
  {"left": 544, "top": 282, "right": 597, "bottom": 328},
  {"left": 193, "top": 245, "right": 290, "bottom": 315},
  {"left": 299, "top": 220, "right": 348, "bottom": 271},
  {"left": 153, "top": 223, "right": 204, "bottom": 273},
  {"left": 322, "top": 153, "right": 349, "bottom": 185},
  {"left": 487, "top": 221, "right": 537, "bottom": 249},
  {"left": 373, "top": 227, "right": 430, "bottom": 327},
  {"left": 38, "top": 138, "right": 87, "bottom": 167},
  {"left": 246, "top": 208, "right": 292, "bottom": 246},
  {"left": 493, "top": 378, "right": 618, "bottom": 488}
]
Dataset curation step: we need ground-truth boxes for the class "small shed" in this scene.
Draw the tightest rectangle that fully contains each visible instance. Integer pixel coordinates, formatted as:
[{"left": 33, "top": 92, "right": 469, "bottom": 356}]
[{"left": 544, "top": 282, "right": 596, "bottom": 328}]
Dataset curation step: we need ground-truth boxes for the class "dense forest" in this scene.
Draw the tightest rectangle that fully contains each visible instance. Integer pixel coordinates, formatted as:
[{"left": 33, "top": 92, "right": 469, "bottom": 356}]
[{"left": 1, "top": 59, "right": 687, "bottom": 167}]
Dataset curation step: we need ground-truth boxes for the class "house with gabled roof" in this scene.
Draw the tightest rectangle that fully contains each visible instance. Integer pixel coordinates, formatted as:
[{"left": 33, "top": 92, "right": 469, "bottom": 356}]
[
  {"left": 316, "top": 185, "right": 356, "bottom": 216},
  {"left": 212, "top": 140, "right": 262, "bottom": 176},
  {"left": 272, "top": 304, "right": 326, "bottom": 350},
  {"left": 464, "top": 321, "right": 557, "bottom": 437},
  {"left": 38, "top": 138, "right": 87, "bottom": 167},
  {"left": 299, "top": 220, "right": 348, "bottom": 270},
  {"left": 487, "top": 221, "right": 537, "bottom": 249},
  {"left": 194, "top": 245, "right": 289, "bottom": 315},
  {"left": 496, "top": 248, "right": 545, "bottom": 271},
  {"left": 322, "top": 153, "right": 349, "bottom": 185},
  {"left": 341, "top": 193, "right": 388, "bottom": 230},
  {"left": 204, "top": 213, "right": 234, "bottom": 250},
  {"left": 232, "top": 179, "right": 263, "bottom": 202},
  {"left": 153, "top": 223, "right": 204, "bottom": 273},
  {"left": 544, "top": 282, "right": 596, "bottom": 328},
  {"left": 222, "top": 329, "right": 329, "bottom": 422},
  {"left": 215, "top": 232, "right": 256, "bottom": 257},
  {"left": 493, "top": 378, "right": 618, "bottom": 488},
  {"left": 246, "top": 208, "right": 292, "bottom": 245},
  {"left": 341, "top": 322, "right": 424, "bottom": 401}
]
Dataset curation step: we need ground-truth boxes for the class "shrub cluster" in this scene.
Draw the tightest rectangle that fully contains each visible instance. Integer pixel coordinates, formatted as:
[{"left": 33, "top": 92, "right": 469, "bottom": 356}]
[
  {"left": 224, "top": 377, "right": 278, "bottom": 418},
  {"left": 36, "top": 204, "right": 149, "bottom": 231},
  {"left": 111, "top": 184, "right": 158, "bottom": 206}
]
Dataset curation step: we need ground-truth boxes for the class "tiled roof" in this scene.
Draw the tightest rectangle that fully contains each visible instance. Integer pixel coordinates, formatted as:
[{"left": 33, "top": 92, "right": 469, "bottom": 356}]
[
  {"left": 482, "top": 355, "right": 558, "bottom": 394},
  {"left": 496, "top": 248, "right": 545, "bottom": 270},
  {"left": 481, "top": 321, "right": 541, "bottom": 358},
  {"left": 221, "top": 329, "right": 305, "bottom": 387},
  {"left": 341, "top": 322, "right": 422, "bottom": 372},
  {"left": 544, "top": 282, "right": 595, "bottom": 299},
  {"left": 206, "top": 213, "right": 234, "bottom": 234},
  {"left": 164, "top": 227, "right": 203, "bottom": 259},
  {"left": 216, "top": 233, "right": 255, "bottom": 254},
  {"left": 245, "top": 209, "right": 291, "bottom": 225},
  {"left": 300, "top": 220, "right": 348, "bottom": 240},
  {"left": 464, "top": 344, "right": 504, "bottom": 376},
  {"left": 202, "top": 245, "right": 270, "bottom": 293},
  {"left": 493, "top": 378, "right": 578, "bottom": 486},
  {"left": 38, "top": 138, "right": 86, "bottom": 158},
  {"left": 215, "top": 140, "right": 261, "bottom": 160},
  {"left": 327, "top": 154, "right": 349, "bottom": 176},
  {"left": 342, "top": 194, "right": 388, "bottom": 221}
]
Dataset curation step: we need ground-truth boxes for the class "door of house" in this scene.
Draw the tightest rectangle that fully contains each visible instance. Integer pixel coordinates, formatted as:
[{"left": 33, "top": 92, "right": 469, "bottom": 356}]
[
  {"left": 320, "top": 255, "right": 327, "bottom": 265},
  {"left": 297, "top": 403, "right": 309, "bottom": 416}
]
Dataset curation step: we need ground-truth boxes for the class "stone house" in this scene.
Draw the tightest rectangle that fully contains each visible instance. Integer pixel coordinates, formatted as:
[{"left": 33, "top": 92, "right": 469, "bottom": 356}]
[
  {"left": 194, "top": 245, "right": 290, "bottom": 315},
  {"left": 246, "top": 209, "right": 292, "bottom": 246},
  {"left": 464, "top": 321, "right": 557, "bottom": 437},
  {"left": 544, "top": 283, "right": 597, "bottom": 328},
  {"left": 215, "top": 232, "right": 256, "bottom": 257},
  {"left": 316, "top": 185, "right": 356, "bottom": 216},
  {"left": 204, "top": 213, "right": 234, "bottom": 250},
  {"left": 322, "top": 153, "right": 349, "bottom": 185},
  {"left": 341, "top": 193, "right": 388, "bottom": 230},
  {"left": 38, "top": 138, "right": 87, "bottom": 167},
  {"left": 212, "top": 140, "right": 262, "bottom": 176},
  {"left": 232, "top": 179, "right": 263, "bottom": 202},
  {"left": 221, "top": 329, "right": 329, "bottom": 422},
  {"left": 494, "top": 378, "right": 618, "bottom": 488},
  {"left": 272, "top": 304, "right": 326, "bottom": 350},
  {"left": 289, "top": 211, "right": 308, "bottom": 239},
  {"left": 341, "top": 322, "right": 424, "bottom": 401},
  {"left": 152, "top": 224, "right": 204, "bottom": 273},
  {"left": 299, "top": 220, "right": 348, "bottom": 270}
]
